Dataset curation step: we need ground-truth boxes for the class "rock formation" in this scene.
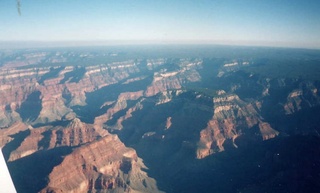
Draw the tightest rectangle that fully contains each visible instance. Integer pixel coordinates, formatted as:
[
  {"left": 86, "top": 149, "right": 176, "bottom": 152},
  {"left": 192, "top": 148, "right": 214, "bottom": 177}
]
[
  {"left": 1, "top": 48, "right": 320, "bottom": 193},
  {"left": 197, "top": 92, "right": 278, "bottom": 159},
  {"left": 40, "top": 135, "right": 162, "bottom": 193}
]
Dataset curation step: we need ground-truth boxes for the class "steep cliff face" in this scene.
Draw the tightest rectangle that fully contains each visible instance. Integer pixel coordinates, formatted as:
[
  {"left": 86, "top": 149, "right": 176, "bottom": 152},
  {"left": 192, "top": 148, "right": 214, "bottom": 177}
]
[
  {"left": 0, "top": 57, "right": 206, "bottom": 192},
  {"left": 197, "top": 92, "right": 278, "bottom": 159},
  {"left": 36, "top": 84, "right": 73, "bottom": 124},
  {"left": 4, "top": 118, "right": 162, "bottom": 192},
  {"left": 40, "top": 135, "right": 162, "bottom": 193},
  {"left": 144, "top": 67, "right": 200, "bottom": 97},
  {"left": 106, "top": 99, "right": 144, "bottom": 131},
  {"left": 0, "top": 61, "right": 144, "bottom": 126},
  {"left": 0, "top": 58, "right": 204, "bottom": 128},
  {"left": 94, "top": 91, "right": 144, "bottom": 128},
  {"left": 0, "top": 121, "right": 27, "bottom": 148},
  {"left": 8, "top": 118, "right": 108, "bottom": 161},
  {"left": 2, "top": 48, "right": 320, "bottom": 193},
  {"left": 259, "top": 121, "right": 278, "bottom": 140},
  {"left": 284, "top": 82, "right": 320, "bottom": 114},
  {"left": 0, "top": 68, "right": 42, "bottom": 127}
]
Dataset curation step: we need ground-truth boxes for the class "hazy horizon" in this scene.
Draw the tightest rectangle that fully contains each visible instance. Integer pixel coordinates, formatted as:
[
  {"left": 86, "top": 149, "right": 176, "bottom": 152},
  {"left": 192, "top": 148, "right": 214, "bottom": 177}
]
[
  {"left": 1, "top": 40, "right": 320, "bottom": 50},
  {"left": 1, "top": 0, "right": 320, "bottom": 49}
]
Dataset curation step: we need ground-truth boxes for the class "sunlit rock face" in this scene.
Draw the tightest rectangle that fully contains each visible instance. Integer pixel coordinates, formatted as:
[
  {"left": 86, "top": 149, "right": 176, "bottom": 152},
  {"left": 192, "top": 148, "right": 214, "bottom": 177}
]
[
  {"left": 0, "top": 122, "right": 28, "bottom": 148},
  {"left": 7, "top": 118, "right": 108, "bottom": 161},
  {"left": 1, "top": 48, "right": 320, "bottom": 193},
  {"left": 197, "top": 92, "right": 279, "bottom": 159},
  {"left": 284, "top": 82, "right": 320, "bottom": 114},
  {"left": 4, "top": 118, "right": 161, "bottom": 193},
  {"left": 40, "top": 135, "right": 162, "bottom": 193},
  {"left": 0, "top": 58, "right": 202, "bottom": 127},
  {"left": 0, "top": 56, "right": 204, "bottom": 193}
]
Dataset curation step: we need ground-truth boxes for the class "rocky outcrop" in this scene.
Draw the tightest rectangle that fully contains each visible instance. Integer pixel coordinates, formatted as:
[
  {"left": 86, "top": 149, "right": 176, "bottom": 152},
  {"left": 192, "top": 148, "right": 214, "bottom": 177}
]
[
  {"left": 197, "top": 92, "right": 278, "bottom": 159},
  {"left": 155, "top": 90, "right": 184, "bottom": 105},
  {"left": 4, "top": 118, "right": 161, "bottom": 193},
  {"left": 40, "top": 135, "right": 162, "bottom": 193},
  {"left": 0, "top": 121, "right": 28, "bottom": 148},
  {"left": 0, "top": 68, "right": 41, "bottom": 127},
  {"left": 94, "top": 97, "right": 129, "bottom": 127},
  {"left": 144, "top": 66, "right": 200, "bottom": 97},
  {"left": 284, "top": 82, "right": 320, "bottom": 114},
  {"left": 36, "top": 84, "right": 74, "bottom": 124},
  {"left": 111, "top": 100, "right": 144, "bottom": 131},
  {"left": 0, "top": 58, "right": 204, "bottom": 127},
  {"left": 3, "top": 49, "right": 320, "bottom": 193},
  {"left": 8, "top": 118, "right": 108, "bottom": 161},
  {"left": 165, "top": 117, "right": 172, "bottom": 130},
  {"left": 144, "top": 73, "right": 182, "bottom": 97},
  {"left": 0, "top": 106, "right": 22, "bottom": 128},
  {"left": 0, "top": 61, "right": 143, "bottom": 126},
  {"left": 259, "top": 121, "right": 279, "bottom": 140}
]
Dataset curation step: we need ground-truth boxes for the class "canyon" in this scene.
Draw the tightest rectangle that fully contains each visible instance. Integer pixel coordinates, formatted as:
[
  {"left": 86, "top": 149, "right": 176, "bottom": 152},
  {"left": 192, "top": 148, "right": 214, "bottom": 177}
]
[{"left": 1, "top": 46, "right": 320, "bottom": 192}]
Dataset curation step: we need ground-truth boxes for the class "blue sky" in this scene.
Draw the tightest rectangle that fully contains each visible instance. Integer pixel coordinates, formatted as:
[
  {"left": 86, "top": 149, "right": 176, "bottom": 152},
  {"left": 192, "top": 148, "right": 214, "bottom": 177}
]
[{"left": 0, "top": 0, "right": 320, "bottom": 48}]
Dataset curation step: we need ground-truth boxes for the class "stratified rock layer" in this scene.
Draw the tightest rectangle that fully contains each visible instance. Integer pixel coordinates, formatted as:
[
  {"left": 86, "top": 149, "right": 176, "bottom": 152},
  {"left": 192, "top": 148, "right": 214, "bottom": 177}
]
[
  {"left": 2, "top": 49, "right": 320, "bottom": 193},
  {"left": 41, "top": 135, "right": 161, "bottom": 193},
  {"left": 197, "top": 92, "right": 279, "bottom": 159}
]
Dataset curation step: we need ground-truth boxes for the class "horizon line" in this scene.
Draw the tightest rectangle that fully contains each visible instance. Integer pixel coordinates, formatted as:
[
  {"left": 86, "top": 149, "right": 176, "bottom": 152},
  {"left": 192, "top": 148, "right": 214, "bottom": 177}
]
[{"left": 0, "top": 40, "right": 319, "bottom": 50}]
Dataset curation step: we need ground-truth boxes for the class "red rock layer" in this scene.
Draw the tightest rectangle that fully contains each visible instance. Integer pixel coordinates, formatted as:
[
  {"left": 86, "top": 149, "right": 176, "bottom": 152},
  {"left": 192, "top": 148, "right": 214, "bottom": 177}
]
[
  {"left": 0, "top": 122, "right": 27, "bottom": 148},
  {"left": 284, "top": 84, "right": 320, "bottom": 114},
  {"left": 8, "top": 118, "right": 108, "bottom": 161},
  {"left": 197, "top": 93, "right": 278, "bottom": 159},
  {"left": 40, "top": 135, "right": 162, "bottom": 193}
]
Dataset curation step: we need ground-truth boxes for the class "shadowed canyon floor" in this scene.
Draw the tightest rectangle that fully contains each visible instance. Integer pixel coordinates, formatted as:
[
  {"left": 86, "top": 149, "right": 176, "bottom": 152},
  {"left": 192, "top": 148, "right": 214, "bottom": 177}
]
[{"left": 0, "top": 45, "right": 320, "bottom": 192}]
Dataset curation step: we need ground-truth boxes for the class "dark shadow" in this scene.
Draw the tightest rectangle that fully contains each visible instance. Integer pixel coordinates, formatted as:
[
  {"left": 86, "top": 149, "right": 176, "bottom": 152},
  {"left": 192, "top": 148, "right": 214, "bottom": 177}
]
[
  {"left": 59, "top": 66, "right": 86, "bottom": 84},
  {"left": 114, "top": 91, "right": 214, "bottom": 192},
  {"left": 72, "top": 75, "right": 153, "bottom": 124},
  {"left": 32, "top": 119, "right": 71, "bottom": 128},
  {"left": 105, "top": 100, "right": 137, "bottom": 126},
  {"left": 2, "top": 129, "right": 30, "bottom": 160},
  {"left": 170, "top": 135, "right": 320, "bottom": 193},
  {"left": 16, "top": 91, "right": 42, "bottom": 122},
  {"left": 38, "top": 130, "right": 52, "bottom": 150},
  {"left": 38, "top": 66, "right": 65, "bottom": 85},
  {"left": 8, "top": 147, "right": 73, "bottom": 193}
]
